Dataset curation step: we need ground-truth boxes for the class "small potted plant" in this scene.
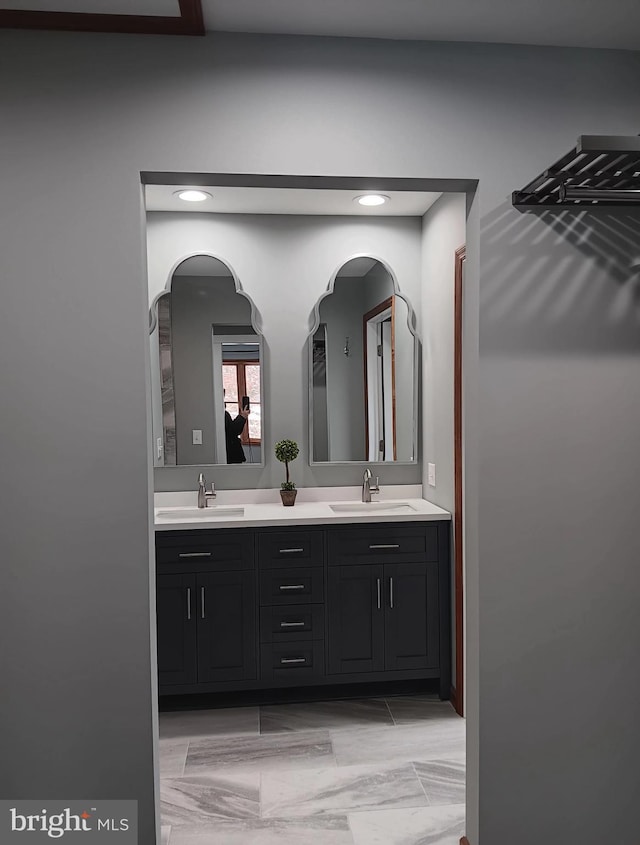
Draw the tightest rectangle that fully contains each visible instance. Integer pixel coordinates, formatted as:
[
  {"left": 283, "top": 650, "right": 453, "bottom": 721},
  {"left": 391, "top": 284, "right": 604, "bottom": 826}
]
[{"left": 275, "top": 438, "right": 300, "bottom": 506}]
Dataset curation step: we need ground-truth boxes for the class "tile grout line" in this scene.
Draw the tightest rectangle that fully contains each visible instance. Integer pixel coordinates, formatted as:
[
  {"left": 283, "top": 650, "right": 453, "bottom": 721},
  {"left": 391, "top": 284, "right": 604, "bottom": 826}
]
[
  {"left": 345, "top": 811, "right": 359, "bottom": 845},
  {"left": 412, "top": 761, "right": 432, "bottom": 806},
  {"left": 327, "top": 727, "right": 340, "bottom": 769},
  {"left": 383, "top": 698, "right": 398, "bottom": 727},
  {"left": 181, "top": 739, "right": 189, "bottom": 777}
]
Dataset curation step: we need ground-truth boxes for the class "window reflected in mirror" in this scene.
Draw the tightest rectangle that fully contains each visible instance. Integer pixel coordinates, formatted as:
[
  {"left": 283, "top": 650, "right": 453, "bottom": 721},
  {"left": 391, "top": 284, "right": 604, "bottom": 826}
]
[
  {"left": 309, "top": 257, "right": 418, "bottom": 464},
  {"left": 222, "top": 344, "right": 262, "bottom": 461},
  {"left": 150, "top": 255, "right": 264, "bottom": 467}
]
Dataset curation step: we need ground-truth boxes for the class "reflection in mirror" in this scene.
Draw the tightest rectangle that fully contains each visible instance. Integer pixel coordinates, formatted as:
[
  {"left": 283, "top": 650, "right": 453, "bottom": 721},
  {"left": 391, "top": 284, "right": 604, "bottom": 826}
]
[
  {"left": 310, "top": 257, "right": 418, "bottom": 464},
  {"left": 150, "top": 255, "right": 263, "bottom": 467}
]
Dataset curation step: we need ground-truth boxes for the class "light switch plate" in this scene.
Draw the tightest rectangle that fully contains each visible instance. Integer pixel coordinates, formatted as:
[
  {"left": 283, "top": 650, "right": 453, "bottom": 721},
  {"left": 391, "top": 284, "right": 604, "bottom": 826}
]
[
  {"left": 427, "top": 462, "right": 436, "bottom": 487},
  {"left": 192, "top": 429, "right": 203, "bottom": 445}
]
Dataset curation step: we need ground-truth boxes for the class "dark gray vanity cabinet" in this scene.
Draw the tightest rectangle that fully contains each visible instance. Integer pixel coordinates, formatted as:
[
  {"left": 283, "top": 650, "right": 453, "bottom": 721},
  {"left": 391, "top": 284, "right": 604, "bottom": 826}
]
[
  {"left": 156, "top": 573, "right": 198, "bottom": 686},
  {"left": 327, "top": 563, "right": 439, "bottom": 674},
  {"left": 156, "top": 530, "right": 256, "bottom": 693},
  {"left": 327, "top": 523, "right": 447, "bottom": 683},
  {"left": 196, "top": 570, "right": 256, "bottom": 684},
  {"left": 155, "top": 519, "right": 450, "bottom": 698},
  {"left": 327, "top": 564, "right": 385, "bottom": 674},
  {"left": 257, "top": 529, "right": 326, "bottom": 685},
  {"left": 383, "top": 562, "right": 440, "bottom": 671}
]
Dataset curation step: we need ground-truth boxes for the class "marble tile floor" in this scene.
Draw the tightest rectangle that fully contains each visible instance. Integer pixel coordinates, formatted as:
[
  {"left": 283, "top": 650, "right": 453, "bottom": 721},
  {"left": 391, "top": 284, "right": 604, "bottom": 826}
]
[{"left": 159, "top": 695, "right": 465, "bottom": 845}]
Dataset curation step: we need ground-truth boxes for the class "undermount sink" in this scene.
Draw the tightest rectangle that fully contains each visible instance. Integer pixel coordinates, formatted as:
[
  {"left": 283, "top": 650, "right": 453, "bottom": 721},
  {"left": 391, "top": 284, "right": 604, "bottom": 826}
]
[
  {"left": 155, "top": 506, "right": 245, "bottom": 520},
  {"left": 329, "top": 502, "right": 417, "bottom": 515}
]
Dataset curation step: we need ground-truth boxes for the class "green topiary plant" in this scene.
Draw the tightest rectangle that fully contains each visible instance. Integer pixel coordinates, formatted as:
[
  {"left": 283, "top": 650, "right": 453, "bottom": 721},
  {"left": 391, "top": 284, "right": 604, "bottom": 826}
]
[{"left": 275, "top": 439, "right": 299, "bottom": 491}]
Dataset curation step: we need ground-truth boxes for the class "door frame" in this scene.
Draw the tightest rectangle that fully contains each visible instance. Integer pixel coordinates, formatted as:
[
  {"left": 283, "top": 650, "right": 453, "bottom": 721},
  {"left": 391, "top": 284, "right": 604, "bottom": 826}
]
[
  {"left": 452, "top": 245, "right": 466, "bottom": 716},
  {"left": 363, "top": 295, "right": 397, "bottom": 461}
]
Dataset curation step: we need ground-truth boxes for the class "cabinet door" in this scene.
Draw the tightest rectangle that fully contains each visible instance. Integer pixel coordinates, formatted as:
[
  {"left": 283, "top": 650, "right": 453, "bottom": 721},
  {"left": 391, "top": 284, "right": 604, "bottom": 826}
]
[
  {"left": 384, "top": 563, "right": 439, "bottom": 671},
  {"left": 327, "top": 564, "right": 384, "bottom": 674},
  {"left": 196, "top": 570, "right": 257, "bottom": 683},
  {"left": 156, "top": 573, "right": 198, "bottom": 687}
]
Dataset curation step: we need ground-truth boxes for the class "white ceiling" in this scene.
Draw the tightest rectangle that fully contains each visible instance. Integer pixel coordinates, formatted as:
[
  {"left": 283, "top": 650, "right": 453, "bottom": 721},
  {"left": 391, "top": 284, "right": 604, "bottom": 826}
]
[
  {"left": 1, "top": 0, "right": 179, "bottom": 13},
  {"left": 145, "top": 185, "right": 442, "bottom": 217},
  {"left": 201, "top": 0, "right": 640, "bottom": 51}
]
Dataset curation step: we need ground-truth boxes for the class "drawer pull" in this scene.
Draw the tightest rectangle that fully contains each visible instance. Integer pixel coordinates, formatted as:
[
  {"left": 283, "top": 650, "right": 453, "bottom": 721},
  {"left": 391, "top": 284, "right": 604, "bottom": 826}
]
[
  {"left": 279, "top": 547, "right": 304, "bottom": 554},
  {"left": 179, "top": 552, "right": 212, "bottom": 558},
  {"left": 369, "top": 544, "right": 400, "bottom": 550},
  {"left": 280, "top": 657, "right": 306, "bottom": 664},
  {"left": 201, "top": 586, "right": 206, "bottom": 619},
  {"left": 389, "top": 576, "right": 394, "bottom": 609},
  {"left": 186, "top": 587, "right": 191, "bottom": 620},
  {"left": 279, "top": 584, "right": 305, "bottom": 591},
  {"left": 377, "top": 578, "right": 381, "bottom": 610},
  {"left": 280, "top": 621, "right": 305, "bottom": 628}
]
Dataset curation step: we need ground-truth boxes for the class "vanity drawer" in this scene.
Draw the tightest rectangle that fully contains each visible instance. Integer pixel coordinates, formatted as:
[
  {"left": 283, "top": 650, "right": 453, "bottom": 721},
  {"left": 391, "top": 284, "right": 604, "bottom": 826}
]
[
  {"left": 259, "top": 567, "right": 324, "bottom": 606},
  {"left": 260, "top": 641, "right": 325, "bottom": 682},
  {"left": 156, "top": 530, "right": 252, "bottom": 570},
  {"left": 260, "top": 604, "right": 325, "bottom": 643},
  {"left": 257, "top": 531, "right": 323, "bottom": 568},
  {"left": 328, "top": 524, "right": 439, "bottom": 564}
]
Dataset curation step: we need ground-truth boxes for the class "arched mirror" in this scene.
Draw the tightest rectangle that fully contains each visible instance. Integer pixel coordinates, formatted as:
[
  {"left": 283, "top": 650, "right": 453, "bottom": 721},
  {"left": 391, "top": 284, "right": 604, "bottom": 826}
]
[
  {"left": 309, "top": 257, "right": 419, "bottom": 464},
  {"left": 149, "top": 255, "right": 264, "bottom": 467}
]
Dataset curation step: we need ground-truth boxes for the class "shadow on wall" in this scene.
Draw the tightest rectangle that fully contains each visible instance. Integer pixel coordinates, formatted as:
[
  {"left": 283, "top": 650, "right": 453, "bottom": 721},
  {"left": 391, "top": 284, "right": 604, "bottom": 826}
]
[{"left": 480, "top": 203, "right": 640, "bottom": 356}]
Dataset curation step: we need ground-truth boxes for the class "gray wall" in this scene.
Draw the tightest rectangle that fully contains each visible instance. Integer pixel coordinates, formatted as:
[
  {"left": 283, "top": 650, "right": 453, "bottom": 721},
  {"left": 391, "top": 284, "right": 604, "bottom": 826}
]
[
  {"left": 146, "top": 211, "right": 423, "bottom": 489},
  {"left": 321, "top": 278, "right": 367, "bottom": 461},
  {"left": 2, "top": 29, "right": 640, "bottom": 845},
  {"left": 420, "top": 193, "right": 468, "bottom": 700},
  {"left": 170, "top": 274, "right": 254, "bottom": 464},
  {"left": 421, "top": 193, "right": 467, "bottom": 512}
]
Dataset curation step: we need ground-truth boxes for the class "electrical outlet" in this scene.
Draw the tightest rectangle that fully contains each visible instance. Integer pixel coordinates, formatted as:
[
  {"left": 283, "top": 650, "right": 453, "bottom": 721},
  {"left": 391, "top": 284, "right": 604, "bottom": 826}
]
[
  {"left": 427, "top": 462, "right": 436, "bottom": 487},
  {"left": 192, "top": 429, "right": 203, "bottom": 445}
]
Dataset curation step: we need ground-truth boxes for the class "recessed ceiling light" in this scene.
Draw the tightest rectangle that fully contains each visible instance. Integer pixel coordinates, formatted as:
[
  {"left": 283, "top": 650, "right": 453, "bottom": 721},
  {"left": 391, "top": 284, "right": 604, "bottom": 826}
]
[
  {"left": 355, "top": 194, "right": 389, "bottom": 207},
  {"left": 175, "top": 190, "right": 212, "bottom": 203}
]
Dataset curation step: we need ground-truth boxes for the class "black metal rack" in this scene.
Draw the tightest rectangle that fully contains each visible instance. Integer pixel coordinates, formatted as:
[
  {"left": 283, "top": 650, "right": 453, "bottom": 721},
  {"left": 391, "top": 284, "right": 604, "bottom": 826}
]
[{"left": 512, "top": 135, "right": 640, "bottom": 212}]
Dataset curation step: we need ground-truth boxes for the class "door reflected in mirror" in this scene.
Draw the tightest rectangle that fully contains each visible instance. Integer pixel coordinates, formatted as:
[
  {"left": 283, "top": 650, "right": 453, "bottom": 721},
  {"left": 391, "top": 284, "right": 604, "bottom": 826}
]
[
  {"left": 310, "top": 257, "right": 418, "bottom": 464},
  {"left": 150, "top": 255, "right": 264, "bottom": 467}
]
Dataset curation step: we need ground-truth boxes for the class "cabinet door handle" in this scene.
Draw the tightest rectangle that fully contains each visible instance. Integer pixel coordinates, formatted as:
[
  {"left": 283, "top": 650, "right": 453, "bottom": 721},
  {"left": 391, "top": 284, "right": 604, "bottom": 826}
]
[
  {"left": 186, "top": 587, "right": 191, "bottom": 620},
  {"left": 279, "top": 547, "right": 304, "bottom": 554},
  {"left": 201, "top": 586, "right": 206, "bottom": 619},
  {"left": 280, "top": 621, "right": 305, "bottom": 628},
  {"left": 279, "top": 584, "right": 305, "bottom": 591},
  {"left": 369, "top": 544, "right": 400, "bottom": 550},
  {"left": 389, "top": 577, "right": 394, "bottom": 609},
  {"left": 179, "top": 552, "right": 212, "bottom": 558},
  {"left": 280, "top": 657, "right": 306, "bottom": 664},
  {"left": 376, "top": 578, "right": 381, "bottom": 610}
]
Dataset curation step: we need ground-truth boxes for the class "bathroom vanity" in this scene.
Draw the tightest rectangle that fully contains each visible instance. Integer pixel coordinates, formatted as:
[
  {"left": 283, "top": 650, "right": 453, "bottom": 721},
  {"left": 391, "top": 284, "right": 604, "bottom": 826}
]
[
  {"left": 155, "top": 500, "right": 451, "bottom": 700},
  {"left": 147, "top": 229, "right": 452, "bottom": 702}
]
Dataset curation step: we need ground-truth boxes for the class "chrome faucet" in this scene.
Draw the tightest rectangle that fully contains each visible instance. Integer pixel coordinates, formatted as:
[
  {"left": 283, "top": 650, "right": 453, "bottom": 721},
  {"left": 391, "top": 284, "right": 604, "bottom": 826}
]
[
  {"left": 362, "top": 468, "right": 380, "bottom": 503},
  {"left": 197, "top": 472, "right": 217, "bottom": 508}
]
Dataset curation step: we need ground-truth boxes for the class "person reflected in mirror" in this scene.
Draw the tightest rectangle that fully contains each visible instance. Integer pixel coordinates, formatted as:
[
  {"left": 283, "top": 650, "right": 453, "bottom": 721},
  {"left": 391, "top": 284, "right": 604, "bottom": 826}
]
[{"left": 225, "top": 403, "right": 250, "bottom": 464}]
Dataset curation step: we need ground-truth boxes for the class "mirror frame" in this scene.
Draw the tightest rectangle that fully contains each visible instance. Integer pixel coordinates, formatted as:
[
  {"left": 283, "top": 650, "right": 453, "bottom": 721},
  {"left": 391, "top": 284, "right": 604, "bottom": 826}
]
[
  {"left": 148, "top": 252, "right": 266, "bottom": 469},
  {"left": 307, "top": 253, "right": 421, "bottom": 467}
]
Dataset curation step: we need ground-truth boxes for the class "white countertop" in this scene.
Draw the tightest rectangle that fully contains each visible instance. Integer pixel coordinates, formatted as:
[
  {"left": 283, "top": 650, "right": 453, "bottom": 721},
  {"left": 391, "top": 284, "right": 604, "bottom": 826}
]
[{"left": 154, "top": 485, "right": 451, "bottom": 531}]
